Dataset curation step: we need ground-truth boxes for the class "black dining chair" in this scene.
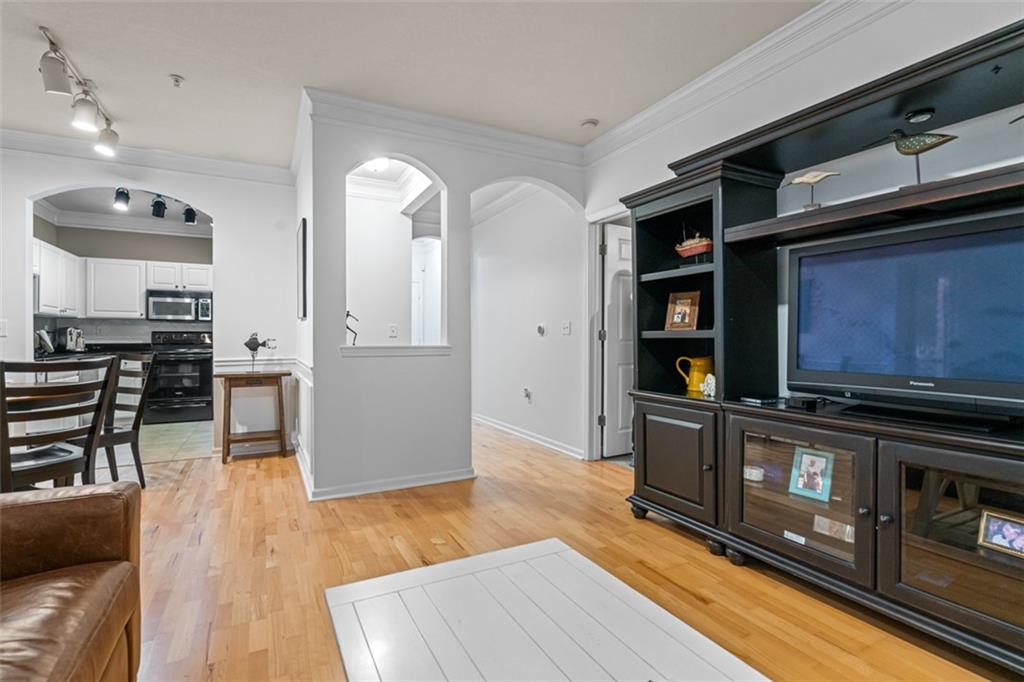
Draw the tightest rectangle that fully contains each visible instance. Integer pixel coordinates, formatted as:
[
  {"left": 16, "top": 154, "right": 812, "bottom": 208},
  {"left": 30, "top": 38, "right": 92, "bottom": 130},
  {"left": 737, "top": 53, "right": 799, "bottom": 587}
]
[
  {"left": 68, "top": 353, "right": 154, "bottom": 487},
  {"left": 0, "top": 356, "right": 118, "bottom": 492}
]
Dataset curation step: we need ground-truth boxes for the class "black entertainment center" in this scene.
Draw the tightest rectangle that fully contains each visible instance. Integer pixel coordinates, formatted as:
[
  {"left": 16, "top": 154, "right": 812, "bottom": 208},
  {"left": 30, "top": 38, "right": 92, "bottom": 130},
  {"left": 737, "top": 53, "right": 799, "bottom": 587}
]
[{"left": 621, "top": 22, "right": 1024, "bottom": 673}]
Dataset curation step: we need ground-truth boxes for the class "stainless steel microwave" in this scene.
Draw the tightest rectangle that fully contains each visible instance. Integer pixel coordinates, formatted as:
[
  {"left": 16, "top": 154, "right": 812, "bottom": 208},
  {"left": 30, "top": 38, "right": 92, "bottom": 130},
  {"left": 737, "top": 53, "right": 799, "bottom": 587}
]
[{"left": 147, "top": 291, "right": 212, "bottom": 321}]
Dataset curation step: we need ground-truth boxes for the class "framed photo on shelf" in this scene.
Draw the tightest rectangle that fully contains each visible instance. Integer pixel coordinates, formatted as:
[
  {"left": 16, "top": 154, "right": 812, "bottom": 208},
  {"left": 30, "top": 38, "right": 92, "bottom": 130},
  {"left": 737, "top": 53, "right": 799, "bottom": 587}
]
[
  {"left": 788, "top": 446, "right": 834, "bottom": 502},
  {"left": 665, "top": 291, "right": 700, "bottom": 331},
  {"left": 977, "top": 510, "right": 1024, "bottom": 558}
]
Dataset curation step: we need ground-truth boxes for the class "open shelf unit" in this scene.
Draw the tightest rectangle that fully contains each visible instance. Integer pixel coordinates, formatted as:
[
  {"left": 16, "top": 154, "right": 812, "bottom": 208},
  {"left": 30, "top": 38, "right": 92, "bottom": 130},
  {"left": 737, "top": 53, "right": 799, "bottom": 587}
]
[{"left": 622, "top": 19, "right": 1024, "bottom": 674}]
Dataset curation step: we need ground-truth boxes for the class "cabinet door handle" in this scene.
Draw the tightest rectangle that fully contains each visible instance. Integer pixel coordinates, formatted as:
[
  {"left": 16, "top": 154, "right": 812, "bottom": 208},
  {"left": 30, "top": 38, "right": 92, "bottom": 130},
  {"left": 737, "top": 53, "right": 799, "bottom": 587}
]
[
  {"left": 857, "top": 506, "right": 872, "bottom": 516},
  {"left": 701, "top": 464, "right": 713, "bottom": 471},
  {"left": 879, "top": 514, "right": 894, "bottom": 525}
]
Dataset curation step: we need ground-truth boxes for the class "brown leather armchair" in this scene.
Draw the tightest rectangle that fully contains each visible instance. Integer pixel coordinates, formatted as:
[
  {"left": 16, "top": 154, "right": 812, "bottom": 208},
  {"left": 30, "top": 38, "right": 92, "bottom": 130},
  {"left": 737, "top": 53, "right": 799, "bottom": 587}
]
[{"left": 1, "top": 483, "right": 141, "bottom": 681}]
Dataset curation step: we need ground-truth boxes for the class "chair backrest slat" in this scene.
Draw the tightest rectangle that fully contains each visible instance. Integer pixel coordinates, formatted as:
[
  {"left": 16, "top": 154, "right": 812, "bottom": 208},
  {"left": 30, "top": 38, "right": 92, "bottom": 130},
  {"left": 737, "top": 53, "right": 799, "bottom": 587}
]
[
  {"left": 108, "top": 353, "right": 154, "bottom": 432},
  {"left": 1, "top": 357, "right": 119, "bottom": 492}
]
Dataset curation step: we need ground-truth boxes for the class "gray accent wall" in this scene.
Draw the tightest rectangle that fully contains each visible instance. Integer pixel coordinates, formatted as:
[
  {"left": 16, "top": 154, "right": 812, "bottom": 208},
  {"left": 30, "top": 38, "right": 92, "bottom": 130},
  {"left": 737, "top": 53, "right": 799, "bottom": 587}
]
[{"left": 32, "top": 216, "right": 212, "bottom": 264}]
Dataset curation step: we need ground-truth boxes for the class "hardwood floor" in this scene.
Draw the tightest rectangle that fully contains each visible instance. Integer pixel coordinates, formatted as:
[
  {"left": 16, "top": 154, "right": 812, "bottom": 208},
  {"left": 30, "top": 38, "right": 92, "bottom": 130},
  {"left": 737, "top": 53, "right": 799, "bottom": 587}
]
[{"left": 136, "top": 424, "right": 1010, "bottom": 681}]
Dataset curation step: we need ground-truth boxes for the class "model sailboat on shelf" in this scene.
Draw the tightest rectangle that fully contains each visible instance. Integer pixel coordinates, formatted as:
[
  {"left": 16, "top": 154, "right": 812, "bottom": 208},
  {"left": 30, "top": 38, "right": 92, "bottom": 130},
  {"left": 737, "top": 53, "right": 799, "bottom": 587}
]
[{"left": 675, "top": 224, "right": 713, "bottom": 260}]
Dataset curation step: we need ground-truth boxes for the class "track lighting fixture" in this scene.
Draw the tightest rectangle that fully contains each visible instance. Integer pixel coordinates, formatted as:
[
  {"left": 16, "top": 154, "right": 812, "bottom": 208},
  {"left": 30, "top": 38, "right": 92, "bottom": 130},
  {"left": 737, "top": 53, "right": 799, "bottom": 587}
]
[
  {"left": 183, "top": 206, "right": 197, "bottom": 225},
  {"left": 94, "top": 120, "right": 119, "bottom": 157},
  {"left": 151, "top": 195, "right": 167, "bottom": 218},
  {"left": 71, "top": 91, "right": 99, "bottom": 132},
  {"left": 113, "top": 187, "right": 130, "bottom": 211},
  {"left": 38, "top": 27, "right": 121, "bottom": 155},
  {"left": 39, "top": 50, "right": 72, "bottom": 95}
]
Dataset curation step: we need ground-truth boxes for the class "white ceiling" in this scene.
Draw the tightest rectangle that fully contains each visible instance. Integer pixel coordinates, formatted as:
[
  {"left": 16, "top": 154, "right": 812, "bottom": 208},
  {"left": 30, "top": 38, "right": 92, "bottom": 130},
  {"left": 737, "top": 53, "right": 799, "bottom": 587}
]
[{"left": 1, "top": 2, "right": 816, "bottom": 168}]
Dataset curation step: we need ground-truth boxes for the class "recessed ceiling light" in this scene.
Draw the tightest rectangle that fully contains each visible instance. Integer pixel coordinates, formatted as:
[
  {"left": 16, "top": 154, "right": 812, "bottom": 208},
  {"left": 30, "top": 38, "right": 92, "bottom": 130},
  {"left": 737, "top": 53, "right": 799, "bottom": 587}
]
[
  {"left": 71, "top": 91, "right": 99, "bottom": 131},
  {"left": 580, "top": 118, "right": 600, "bottom": 129},
  {"left": 113, "top": 187, "right": 130, "bottom": 211},
  {"left": 904, "top": 108, "right": 935, "bottom": 124},
  {"left": 183, "top": 206, "right": 197, "bottom": 225},
  {"left": 367, "top": 157, "right": 390, "bottom": 173},
  {"left": 94, "top": 121, "right": 119, "bottom": 156},
  {"left": 151, "top": 195, "right": 167, "bottom": 218},
  {"left": 39, "top": 50, "right": 71, "bottom": 95}
]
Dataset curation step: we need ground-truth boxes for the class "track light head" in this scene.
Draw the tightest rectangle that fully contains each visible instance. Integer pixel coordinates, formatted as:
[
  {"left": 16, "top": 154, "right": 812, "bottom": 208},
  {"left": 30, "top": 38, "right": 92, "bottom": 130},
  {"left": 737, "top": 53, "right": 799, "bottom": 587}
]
[
  {"left": 183, "top": 205, "right": 197, "bottom": 225},
  {"left": 94, "top": 121, "right": 119, "bottom": 157},
  {"left": 71, "top": 91, "right": 99, "bottom": 131},
  {"left": 113, "top": 187, "right": 130, "bottom": 211},
  {"left": 39, "top": 50, "right": 72, "bottom": 95},
  {"left": 151, "top": 195, "right": 167, "bottom": 218}
]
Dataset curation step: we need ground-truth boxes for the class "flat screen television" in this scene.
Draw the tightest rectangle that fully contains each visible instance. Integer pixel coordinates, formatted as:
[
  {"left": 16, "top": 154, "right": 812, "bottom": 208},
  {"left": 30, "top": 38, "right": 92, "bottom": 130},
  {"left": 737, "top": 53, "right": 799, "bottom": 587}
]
[{"left": 787, "top": 212, "right": 1024, "bottom": 416}]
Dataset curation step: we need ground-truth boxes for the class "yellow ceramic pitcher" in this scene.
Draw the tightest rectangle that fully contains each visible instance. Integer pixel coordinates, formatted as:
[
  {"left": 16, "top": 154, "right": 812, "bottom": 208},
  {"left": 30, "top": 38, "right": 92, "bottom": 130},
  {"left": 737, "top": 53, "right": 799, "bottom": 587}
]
[{"left": 676, "top": 356, "right": 714, "bottom": 396}]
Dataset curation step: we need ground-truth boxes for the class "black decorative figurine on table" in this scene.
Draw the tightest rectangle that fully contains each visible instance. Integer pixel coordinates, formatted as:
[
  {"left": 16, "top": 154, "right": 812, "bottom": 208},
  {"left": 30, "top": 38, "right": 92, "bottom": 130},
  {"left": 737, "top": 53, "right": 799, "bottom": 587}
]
[
  {"left": 346, "top": 310, "right": 359, "bottom": 346},
  {"left": 243, "top": 332, "right": 277, "bottom": 372}
]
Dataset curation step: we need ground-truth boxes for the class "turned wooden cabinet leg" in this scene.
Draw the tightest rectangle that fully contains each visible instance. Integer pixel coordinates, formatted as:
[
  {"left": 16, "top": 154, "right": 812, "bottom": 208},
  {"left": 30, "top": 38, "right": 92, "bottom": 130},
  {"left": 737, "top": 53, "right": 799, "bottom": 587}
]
[
  {"left": 726, "top": 548, "right": 747, "bottom": 566},
  {"left": 706, "top": 539, "right": 726, "bottom": 556},
  {"left": 630, "top": 504, "right": 648, "bottom": 520}
]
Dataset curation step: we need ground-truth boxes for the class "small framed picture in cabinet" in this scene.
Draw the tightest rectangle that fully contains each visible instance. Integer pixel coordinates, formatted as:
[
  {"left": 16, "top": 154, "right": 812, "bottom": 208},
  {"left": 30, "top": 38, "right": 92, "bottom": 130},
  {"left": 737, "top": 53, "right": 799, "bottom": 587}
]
[{"left": 665, "top": 291, "right": 700, "bottom": 331}]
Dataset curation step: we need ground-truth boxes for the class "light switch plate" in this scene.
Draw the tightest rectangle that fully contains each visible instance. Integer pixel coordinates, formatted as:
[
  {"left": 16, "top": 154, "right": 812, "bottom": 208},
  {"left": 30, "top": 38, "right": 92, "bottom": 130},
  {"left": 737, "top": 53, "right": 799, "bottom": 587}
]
[
  {"left": 561, "top": 320, "right": 572, "bottom": 335},
  {"left": 387, "top": 323, "right": 398, "bottom": 339}
]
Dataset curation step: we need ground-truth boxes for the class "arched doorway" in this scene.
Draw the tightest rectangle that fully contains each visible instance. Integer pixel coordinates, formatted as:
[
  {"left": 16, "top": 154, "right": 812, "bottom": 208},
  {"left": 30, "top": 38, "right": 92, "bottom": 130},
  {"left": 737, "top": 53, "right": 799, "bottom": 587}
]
[
  {"left": 29, "top": 185, "right": 216, "bottom": 483},
  {"left": 468, "top": 179, "right": 591, "bottom": 459}
]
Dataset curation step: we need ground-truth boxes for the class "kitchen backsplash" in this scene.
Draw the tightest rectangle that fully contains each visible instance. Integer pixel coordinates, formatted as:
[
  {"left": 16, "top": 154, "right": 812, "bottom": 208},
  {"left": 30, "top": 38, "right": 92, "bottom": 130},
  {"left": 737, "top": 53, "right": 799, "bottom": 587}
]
[{"left": 34, "top": 316, "right": 212, "bottom": 344}]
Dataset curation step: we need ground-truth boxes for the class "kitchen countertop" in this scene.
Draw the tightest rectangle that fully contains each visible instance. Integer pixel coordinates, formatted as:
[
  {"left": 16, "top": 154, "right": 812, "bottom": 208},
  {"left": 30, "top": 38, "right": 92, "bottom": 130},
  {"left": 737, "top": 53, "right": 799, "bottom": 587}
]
[{"left": 34, "top": 342, "right": 153, "bottom": 362}]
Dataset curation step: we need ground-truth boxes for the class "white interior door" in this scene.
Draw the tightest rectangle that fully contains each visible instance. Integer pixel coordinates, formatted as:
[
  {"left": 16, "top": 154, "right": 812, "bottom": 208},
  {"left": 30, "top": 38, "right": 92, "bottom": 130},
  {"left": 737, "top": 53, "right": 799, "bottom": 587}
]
[{"left": 603, "top": 224, "right": 634, "bottom": 458}]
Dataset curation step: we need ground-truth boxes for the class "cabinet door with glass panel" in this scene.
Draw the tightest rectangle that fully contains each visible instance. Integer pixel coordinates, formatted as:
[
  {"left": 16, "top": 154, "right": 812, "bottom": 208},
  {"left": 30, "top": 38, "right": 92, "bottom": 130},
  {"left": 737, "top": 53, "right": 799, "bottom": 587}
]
[
  {"left": 725, "top": 415, "right": 876, "bottom": 587},
  {"left": 878, "top": 441, "right": 1024, "bottom": 650}
]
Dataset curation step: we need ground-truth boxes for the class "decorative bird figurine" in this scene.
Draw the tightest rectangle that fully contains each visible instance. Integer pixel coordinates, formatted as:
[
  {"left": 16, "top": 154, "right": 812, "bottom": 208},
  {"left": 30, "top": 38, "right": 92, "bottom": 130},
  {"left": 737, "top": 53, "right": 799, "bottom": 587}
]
[
  {"left": 782, "top": 170, "right": 840, "bottom": 210},
  {"left": 865, "top": 129, "right": 958, "bottom": 185},
  {"left": 243, "top": 332, "right": 277, "bottom": 372}
]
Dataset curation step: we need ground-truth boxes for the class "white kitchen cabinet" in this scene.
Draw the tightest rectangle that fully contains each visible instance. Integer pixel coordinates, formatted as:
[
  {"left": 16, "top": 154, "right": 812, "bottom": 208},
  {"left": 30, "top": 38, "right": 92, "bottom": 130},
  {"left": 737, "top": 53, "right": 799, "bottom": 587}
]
[
  {"left": 36, "top": 240, "right": 62, "bottom": 316},
  {"left": 146, "top": 261, "right": 213, "bottom": 291},
  {"left": 146, "top": 261, "right": 181, "bottom": 290},
  {"left": 35, "top": 240, "right": 83, "bottom": 318},
  {"left": 181, "top": 263, "right": 213, "bottom": 291},
  {"left": 86, "top": 258, "right": 147, "bottom": 319},
  {"left": 59, "top": 249, "right": 82, "bottom": 317}
]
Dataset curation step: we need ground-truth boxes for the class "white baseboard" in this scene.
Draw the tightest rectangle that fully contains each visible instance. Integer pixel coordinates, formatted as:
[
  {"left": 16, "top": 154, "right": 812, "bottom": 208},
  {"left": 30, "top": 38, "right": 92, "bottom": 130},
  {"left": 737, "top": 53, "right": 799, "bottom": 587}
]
[
  {"left": 472, "top": 414, "right": 583, "bottom": 459},
  {"left": 294, "top": 440, "right": 314, "bottom": 501},
  {"left": 309, "top": 467, "right": 477, "bottom": 502}
]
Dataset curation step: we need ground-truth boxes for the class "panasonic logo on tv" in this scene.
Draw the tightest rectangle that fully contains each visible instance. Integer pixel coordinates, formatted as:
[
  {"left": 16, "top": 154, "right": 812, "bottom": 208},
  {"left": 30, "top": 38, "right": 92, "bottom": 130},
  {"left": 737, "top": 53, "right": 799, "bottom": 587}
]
[{"left": 909, "top": 380, "right": 936, "bottom": 388}]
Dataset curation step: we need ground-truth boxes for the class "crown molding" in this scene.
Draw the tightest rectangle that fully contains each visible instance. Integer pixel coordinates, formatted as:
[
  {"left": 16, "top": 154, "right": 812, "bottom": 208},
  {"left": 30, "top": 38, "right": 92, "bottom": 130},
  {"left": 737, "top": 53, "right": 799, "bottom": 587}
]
[
  {"left": 305, "top": 88, "right": 583, "bottom": 169},
  {"left": 346, "top": 175, "right": 402, "bottom": 202},
  {"left": 582, "top": 1, "right": 905, "bottom": 168},
  {"left": 34, "top": 201, "right": 213, "bottom": 239},
  {"left": 33, "top": 198, "right": 61, "bottom": 225},
  {"left": 471, "top": 182, "right": 541, "bottom": 226},
  {"left": 412, "top": 209, "right": 442, "bottom": 238},
  {"left": 1, "top": 128, "right": 294, "bottom": 187}
]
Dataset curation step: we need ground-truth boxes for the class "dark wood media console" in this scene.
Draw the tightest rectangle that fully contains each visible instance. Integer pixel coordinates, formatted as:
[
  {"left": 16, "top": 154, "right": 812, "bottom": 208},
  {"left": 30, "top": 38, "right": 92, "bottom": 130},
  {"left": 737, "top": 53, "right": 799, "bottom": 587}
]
[{"left": 622, "top": 21, "right": 1024, "bottom": 673}]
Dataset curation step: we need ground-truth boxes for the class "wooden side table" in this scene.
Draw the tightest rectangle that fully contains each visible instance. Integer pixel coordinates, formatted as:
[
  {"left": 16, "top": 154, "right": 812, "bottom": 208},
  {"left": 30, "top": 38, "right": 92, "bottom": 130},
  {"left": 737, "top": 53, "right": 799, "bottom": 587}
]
[{"left": 215, "top": 370, "right": 291, "bottom": 463}]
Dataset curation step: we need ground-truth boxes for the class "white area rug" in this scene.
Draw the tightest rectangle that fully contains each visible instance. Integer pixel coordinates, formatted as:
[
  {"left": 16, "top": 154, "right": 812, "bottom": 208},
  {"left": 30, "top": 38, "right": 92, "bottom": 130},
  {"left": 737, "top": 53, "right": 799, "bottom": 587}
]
[{"left": 324, "top": 538, "right": 767, "bottom": 681}]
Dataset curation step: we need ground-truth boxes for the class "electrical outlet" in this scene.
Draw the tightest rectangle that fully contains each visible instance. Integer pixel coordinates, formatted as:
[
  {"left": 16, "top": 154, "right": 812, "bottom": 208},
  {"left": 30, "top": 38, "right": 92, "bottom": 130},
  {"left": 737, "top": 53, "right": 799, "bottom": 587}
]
[
  {"left": 387, "top": 323, "right": 398, "bottom": 339},
  {"left": 561, "top": 320, "right": 572, "bottom": 336}
]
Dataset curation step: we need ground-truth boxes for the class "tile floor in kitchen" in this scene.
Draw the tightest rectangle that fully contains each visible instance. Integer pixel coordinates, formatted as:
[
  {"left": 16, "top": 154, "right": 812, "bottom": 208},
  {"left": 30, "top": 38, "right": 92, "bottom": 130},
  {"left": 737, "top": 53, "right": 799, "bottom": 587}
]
[{"left": 89, "top": 420, "right": 215, "bottom": 486}]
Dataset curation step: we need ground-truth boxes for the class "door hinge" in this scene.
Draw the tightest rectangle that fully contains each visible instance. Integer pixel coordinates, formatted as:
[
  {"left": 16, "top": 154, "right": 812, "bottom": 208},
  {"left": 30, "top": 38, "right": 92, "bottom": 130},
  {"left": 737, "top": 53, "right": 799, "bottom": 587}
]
[
  {"left": 598, "top": 329, "right": 607, "bottom": 342},
  {"left": 599, "top": 243, "right": 608, "bottom": 256},
  {"left": 597, "top": 414, "right": 606, "bottom": 427}
]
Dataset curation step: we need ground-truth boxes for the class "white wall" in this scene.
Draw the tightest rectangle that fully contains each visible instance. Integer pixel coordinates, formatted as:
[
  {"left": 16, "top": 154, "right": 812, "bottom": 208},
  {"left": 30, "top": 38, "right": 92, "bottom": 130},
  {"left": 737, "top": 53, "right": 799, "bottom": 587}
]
[
  {"left": 471, "top": 187, "right": 587, "bottom": 456},
  {"left": 582, "top": 2, "right": 1024, "bottom": 221},
  {"left": 346, "top": 192, "right": 413, "bottom": 345},
  {"left": 411, "top": 237, "right": 442, "bottom": 345},
  {"left": 302, "top": 88, "right": 584, "bottom": 500},
  {"left": 0, "top": 132, "right": 298, "bottom": 450}
]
